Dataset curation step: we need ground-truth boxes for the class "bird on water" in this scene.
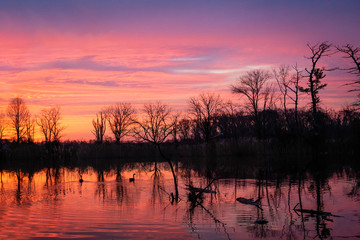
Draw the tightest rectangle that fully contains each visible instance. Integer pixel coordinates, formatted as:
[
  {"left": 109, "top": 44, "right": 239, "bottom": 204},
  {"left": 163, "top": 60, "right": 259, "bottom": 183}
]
[{"left": 129, "top": 173, "right": 135, "bottom": 182}]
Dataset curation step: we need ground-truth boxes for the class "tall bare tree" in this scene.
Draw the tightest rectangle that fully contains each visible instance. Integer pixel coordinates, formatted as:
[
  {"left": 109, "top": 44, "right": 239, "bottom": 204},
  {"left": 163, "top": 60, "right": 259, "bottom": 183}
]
[
  {"left": 287, "top": 64, "right": 303, "bottom": 126},
  {"left": 7, "top": 97, "right": 31, "bottom": 143},
  {"left": 273, "top": 65, "right": 291, "bottom": 117},
  {"left": 92, "top": 111, "right": 107, "bottom": 143},
  {"left": 231, "top": 69, "right": 271, "bottom": 136},
  {"left": 133, "top": 102, "right": 178, "bottom": 200},
  {"left": 37, "top": 106, "right": 64, "bottom": 143},
  {"left": 189, "top": 92, "right": 224, "bottom": 142},
  {"left": 25, "top": 117, "right": 36, "bottom": 143},
  {"left": 336, "top": 44, "right": 360, "bottom": 108},
  {"left": 302, "top": 42, "right": 332, "bottom": 119},
  {"left": 106, "top": 103, "right": 135, "bottom": 143},
  {"left": 134, "top": 102, "right": 174, "bottom": 145},
  {"left": 170, "top": 112, "right": 181, "bottom": 144}
]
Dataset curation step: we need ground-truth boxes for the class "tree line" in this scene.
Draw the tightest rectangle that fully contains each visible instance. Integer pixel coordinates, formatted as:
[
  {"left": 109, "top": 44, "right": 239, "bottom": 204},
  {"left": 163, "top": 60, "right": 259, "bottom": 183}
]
[
  {"left": 0, "top": 42, "right": 359, "bottom": 146},
  {"left": 0, "top": 98, "right": 63, "bottom": 144}
]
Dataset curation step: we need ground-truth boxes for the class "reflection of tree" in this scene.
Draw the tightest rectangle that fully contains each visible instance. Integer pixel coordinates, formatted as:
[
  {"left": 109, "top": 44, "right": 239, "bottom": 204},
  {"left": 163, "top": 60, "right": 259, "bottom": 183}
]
[
  {"left": 150, "top": 170, "right": 165, "bottom": 206},
  {"left": 187, "top": 199, "right": 231, "bottom": 240},
  {"left": 293, "top": 168, "right": 333, "bottom": 240},
  {"left": 96, "top": 170, "right": 106, "bottom": 201},
  {"left": 246, "top": 209, "right": 269, "bottom": 239},
  {"left": 0, "top": 170, "right": 3, "bottom": 193},
  {"left": 133, "top": 102, "right": 179, "bottom": 200},
  {"left": 313, "top": 177, "right": 331, "bottom": 239},
  {"left": 15, "top": 169, "right": 23, "bottom": 205}
]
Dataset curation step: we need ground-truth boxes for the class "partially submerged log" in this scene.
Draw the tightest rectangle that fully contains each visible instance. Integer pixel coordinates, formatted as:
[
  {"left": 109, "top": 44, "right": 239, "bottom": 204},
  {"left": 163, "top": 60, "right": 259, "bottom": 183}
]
[
  {"left": 186, "top": 178, "right": 217, "bottom": 203},
  {"left": 293, "top": 203, "right": 342, "bottom": 217},
  {"left": 236, "top": 197, "right": 262, "bottom": 210}
]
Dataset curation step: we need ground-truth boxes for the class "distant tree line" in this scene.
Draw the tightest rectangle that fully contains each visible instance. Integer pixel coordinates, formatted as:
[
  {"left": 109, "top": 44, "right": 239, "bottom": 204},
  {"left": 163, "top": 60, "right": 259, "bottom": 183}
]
[
  {"left": 0, "top": 98, "right": 64, "bottom": 144},
  {"left": 0, "top": 42, "right": 359, "bottom": 148},
  {"left": 89, "top": 42, "right": 360, "bottom": 147}
]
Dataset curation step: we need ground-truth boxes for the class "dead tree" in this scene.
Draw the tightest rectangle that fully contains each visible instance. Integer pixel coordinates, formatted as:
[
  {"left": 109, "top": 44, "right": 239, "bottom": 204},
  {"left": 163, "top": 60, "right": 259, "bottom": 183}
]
[
  {"left": 336, "top": 44, "right": 360, "bottom": 108},
  {"left": 169, "top": 112, "right": 181, "bottom": 144},
  {"left": 106, "top": 103, "right": 135, "bottom": 143},
  {"left": 302, "top": 42, "right": 332, "bottom": 121},
  {"left": 189, "top": 92, "right": 224, "bottom": 142},
  {"left": 7, "top": 97, "right": 31, "bottom": 143},
  {"left": 92, "top": 111, "right": 107, "bottom": 143},
  {"left": 133, "top": 102, "right": 179, "bottom": 200},
  {"left": 37, "top": 106, "right": 64, "bottom": 143},
  {"left": 232, "top": 70, "right": 271, "bottom": 137},
  {"left": 273, "top": 65, "right": 291, "bottom": 118},
  {"left": 287, "top": 64, "right": 303, "bottom": 126},
  {"left": 25, "top": 117, "right": 36, "bottom": 143}
]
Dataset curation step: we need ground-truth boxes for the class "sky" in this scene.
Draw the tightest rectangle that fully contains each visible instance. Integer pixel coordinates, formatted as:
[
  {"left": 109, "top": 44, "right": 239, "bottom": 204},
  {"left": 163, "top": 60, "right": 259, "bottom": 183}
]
[{"left": 0, "top": 0, "right": 359, "bottom": 141}]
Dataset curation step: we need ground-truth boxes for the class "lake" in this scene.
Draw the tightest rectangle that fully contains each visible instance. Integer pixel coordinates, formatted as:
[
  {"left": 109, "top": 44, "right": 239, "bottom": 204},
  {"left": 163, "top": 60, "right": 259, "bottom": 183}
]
[{"left": 0, "top": 161, "right": 359, "bottom": 239}]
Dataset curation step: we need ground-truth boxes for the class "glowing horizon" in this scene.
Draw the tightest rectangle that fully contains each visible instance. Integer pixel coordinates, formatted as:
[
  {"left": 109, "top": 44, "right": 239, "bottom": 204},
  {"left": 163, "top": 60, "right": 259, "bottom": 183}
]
[{"left": 1, "top": 0, "right": 359, "bottom": 141}]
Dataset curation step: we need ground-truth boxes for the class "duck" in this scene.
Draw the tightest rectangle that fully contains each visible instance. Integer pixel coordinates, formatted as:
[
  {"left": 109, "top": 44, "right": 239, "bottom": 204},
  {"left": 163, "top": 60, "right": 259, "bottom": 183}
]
[{"left": 129, "top": 173, "right": 135, "bottom": 182}]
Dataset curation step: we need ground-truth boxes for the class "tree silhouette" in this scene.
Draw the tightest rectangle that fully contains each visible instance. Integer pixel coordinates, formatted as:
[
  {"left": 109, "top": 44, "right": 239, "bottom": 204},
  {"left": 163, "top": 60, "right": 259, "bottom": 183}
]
[
  {"left": 7, "top": 97, "right": 31, "bottom": 143},
  {"left": 133, "top": 102, "right": 179, "bottom": 200},
  {"left": 0, "top": 111, "right": 6, "bottom": 140},
  {"left": 133, "top": 102, "right": 174, "bottom": 145},
  {"left": 336, "top": 44, "right": 360, "bottom": 108},
  {"left": 232, "top": 70, "right": 271, "bottom": 137},
  {"left": 273, "top": 65, "right": 291, "bottom": 120},
  {"left": 177, "top": 117, "right": 192, "bottom": 142},
  {"left": 287, "top": 64, "right": 303, "bottom": 127},
  {"left": 106, "top": 103, "right": 135, "bottom": 143},
  {"left": 37, "top": 106, "right": 64, "bottom": 143},
  {"left": 189, "top": 92, "right": 224, "bottom": 142},
  {"left": 92, "top": 111, "right": 107, "bottom": 143},
  {"left": 302, "top": 42, "right": 332, "bottom": 120}
]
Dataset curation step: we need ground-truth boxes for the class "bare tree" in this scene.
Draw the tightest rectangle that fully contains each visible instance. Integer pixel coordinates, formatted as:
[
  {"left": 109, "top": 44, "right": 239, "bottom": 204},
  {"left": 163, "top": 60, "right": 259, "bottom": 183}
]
[
  {"left": 7, "top": 97, "right": 31, "bottom": 143},
  {"left": 134, "top": 102, "right": 174, "bottom": 145},
  {"left": 170, "top": 112, "right": 181, "bottom": 144},
  {"left": 92, "top": 111, "right": 107, "bottom": 143},
  {"left": 37, "top": 106, "right": 64, "bottom": 143},
  {"left": 25, "top": 117, "right": 36, "bottom": 143},
  {"left": 273, "top": 65, "right": 291, "bottom": 117},
  {"left": 133, "top": 102, "right": 178, "bottom": 200},
  {"left": 178, "top": 117, "right": 193, "bottom": 142},
  {"left": 302, "top": 42, "right": 332, "bottom": 119},
  {"left": 217, "top": 101, "right": 241, "bottom": 140},
  {"left": 231, "top": 70, "right": 271, "bottom": 136},
  {"left": 287, "top": 64, "right": 303, "bottom": 126},
  {"left": 106, "top": 103, "right": 135, "bottom": 143},
  {"left": 336, "top": 44, "right": 360, "bottom": 78},
  {"left": 189, "top": 92, "right": 224, "bottom": 142},
  {"left": 336, "top": 44, "right": 360, "bottom": 108},
  {"left": 0, "top": 111, "right": 6, "bottom": 140}
]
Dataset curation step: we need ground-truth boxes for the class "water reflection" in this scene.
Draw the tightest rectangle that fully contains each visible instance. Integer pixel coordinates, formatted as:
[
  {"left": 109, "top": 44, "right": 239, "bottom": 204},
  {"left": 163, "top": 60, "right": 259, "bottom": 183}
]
[{"left": 0, "top": 161, "right": 359, "bottom": 239}]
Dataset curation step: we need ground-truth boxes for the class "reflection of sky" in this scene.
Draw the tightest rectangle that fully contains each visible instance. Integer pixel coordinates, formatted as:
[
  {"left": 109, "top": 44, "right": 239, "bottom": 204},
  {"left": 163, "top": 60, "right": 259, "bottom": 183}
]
[
  {"left": 0, "top": 165, "right": 358, "bottom": 239},
  {"left": 0, "top": 0, "right": 359, "bottom": 140}
]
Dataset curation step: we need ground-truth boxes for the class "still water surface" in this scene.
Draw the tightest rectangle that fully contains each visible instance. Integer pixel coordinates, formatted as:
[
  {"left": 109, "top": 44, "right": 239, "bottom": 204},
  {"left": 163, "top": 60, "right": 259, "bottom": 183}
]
[{"left": 0, "top": 163, "right": 359, "bottom": 239}]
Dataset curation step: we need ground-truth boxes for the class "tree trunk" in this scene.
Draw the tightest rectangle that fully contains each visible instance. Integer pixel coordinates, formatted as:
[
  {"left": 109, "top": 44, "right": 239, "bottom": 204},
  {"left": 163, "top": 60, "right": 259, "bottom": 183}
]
[{"left": 157, "top": 144, "right": 179, "bottom": 200}]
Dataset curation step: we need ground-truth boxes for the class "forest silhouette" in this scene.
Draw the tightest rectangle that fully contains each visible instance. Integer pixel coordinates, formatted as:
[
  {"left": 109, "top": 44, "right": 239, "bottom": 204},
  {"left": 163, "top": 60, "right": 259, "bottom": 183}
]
[{"left": 0, "top": 42, "right": 359, "bottom": 166}]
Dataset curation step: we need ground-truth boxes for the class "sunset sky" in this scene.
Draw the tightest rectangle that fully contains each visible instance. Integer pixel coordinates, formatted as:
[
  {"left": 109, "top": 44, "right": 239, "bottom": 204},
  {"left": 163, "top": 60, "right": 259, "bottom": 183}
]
[{"left": 1, "top": 0, "right": 359, "bottom": 141}]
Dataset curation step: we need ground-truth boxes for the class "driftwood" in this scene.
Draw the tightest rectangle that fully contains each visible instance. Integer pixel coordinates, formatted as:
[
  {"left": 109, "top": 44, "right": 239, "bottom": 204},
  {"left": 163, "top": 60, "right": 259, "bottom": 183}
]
[
  {"left": 236, "top": 197, "right": 262, "bottom": 210},
  {"left": 293, "top": 203, "right": 342, "bottom": 217}
]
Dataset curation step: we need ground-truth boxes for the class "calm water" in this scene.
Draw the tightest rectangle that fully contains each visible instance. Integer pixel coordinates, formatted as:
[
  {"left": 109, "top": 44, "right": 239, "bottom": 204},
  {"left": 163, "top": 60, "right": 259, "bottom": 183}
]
[{"left": 0, "top": 163, "right": 359, "bottom": 239}]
